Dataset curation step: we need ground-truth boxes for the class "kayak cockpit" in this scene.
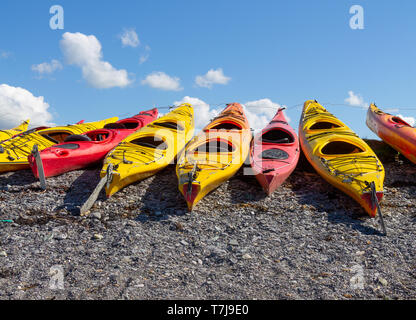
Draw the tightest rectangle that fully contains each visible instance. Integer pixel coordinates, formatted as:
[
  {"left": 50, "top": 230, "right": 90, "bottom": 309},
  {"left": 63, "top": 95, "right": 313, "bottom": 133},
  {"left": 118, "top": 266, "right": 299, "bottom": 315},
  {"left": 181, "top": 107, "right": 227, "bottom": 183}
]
[
  {"left": 261, "top": 129, "right": 294, "bottom": 144},
  {"left": 153, "top": 121, "right": 184, "bottom": 131},
  {"left": 208, "top": 121, "right": 242, "bottom": 131},
  {"left": 192, "top": 139, "right": 235, "bottom": 154},
  {"left": 309, "top": 121, "right": 342, "bottom": 130},
  {"left": 321, "top": 141, "right": 365, "bottom": 155},
  {"left": 390, "top": 116, "right": 411, "bottom": 127},
  {"left": 130, "top": 136, "right": 168, "bottom": 150},
  {"left": 40, "top": 131, "right": 73, "bottom": 144}
]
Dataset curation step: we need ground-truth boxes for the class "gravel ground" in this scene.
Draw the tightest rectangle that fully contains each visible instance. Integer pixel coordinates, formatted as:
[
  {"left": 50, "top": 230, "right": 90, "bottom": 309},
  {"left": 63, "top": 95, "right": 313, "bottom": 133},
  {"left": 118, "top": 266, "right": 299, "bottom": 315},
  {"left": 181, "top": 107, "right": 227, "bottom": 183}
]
[{"left": 0, "top": 145, "right": 415, "bottom": 300}]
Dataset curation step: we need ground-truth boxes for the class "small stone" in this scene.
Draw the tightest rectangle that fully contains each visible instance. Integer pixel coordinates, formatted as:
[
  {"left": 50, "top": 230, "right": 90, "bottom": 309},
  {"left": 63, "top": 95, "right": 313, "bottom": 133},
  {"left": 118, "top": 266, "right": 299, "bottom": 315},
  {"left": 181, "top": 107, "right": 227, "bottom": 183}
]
[
  {"left": 94, "top": 234, "right": 104, "bottom": 240},
  {"left": 180, "top": 240, "right": 189, "bottom": 246},
  {"left": 229, "top": 239, "right": 239, "bottom": 246},
  {"left": 0, "top": 251, "right": 7, "bottom": 257},
  {"left": 54, "top": 233, "right": 68, "bottom": 240},
  {"left": 197, "top": 258, "right": 203, "bottom": 265},
  {"left": 154, "top": 211, "right": 162, "bottom": 216},
  {"left": 356, "top": 251, "right": 365, "bottom": 256},
  {"left": 242, "top": 253, "right": 252, "bottom": 260},
  {"left": 91, "top": 212, "right": 102, "bottom": 219},
  {"left": 122, "top": 256, "right": 132, "bottom": 263},
  {"left": 378, "top": 277, "right": 388, "bottom": 286}
]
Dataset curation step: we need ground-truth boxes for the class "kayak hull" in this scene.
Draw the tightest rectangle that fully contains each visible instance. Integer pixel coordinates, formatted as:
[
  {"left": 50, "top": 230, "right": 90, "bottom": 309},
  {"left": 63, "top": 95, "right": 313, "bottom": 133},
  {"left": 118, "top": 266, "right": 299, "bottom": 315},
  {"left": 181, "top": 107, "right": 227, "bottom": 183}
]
[
  {"left": 366, "top": 103, "right": 416, "bottom": 164},
  {"left": 250, "top": 109, "right": 300, "bottom": 195},
  {"left": 177, "top": 103, "right": 251, "bottom": 210},
  {"left": 101, "top": 104, "right": 194, "bottom": 197},
  {"left": 299, "top": 100, "right": 385, "bottom": 217}
]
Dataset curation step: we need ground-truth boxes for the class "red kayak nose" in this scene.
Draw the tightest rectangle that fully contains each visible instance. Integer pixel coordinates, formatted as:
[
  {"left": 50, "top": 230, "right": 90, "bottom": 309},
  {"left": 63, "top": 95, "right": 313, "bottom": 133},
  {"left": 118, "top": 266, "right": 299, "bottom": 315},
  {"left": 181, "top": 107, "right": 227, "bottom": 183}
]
[
  {"left": 183, "top": 183, "right": 200, "bottom": 211},
  {"left": 360, "top": 191, "right": 383, "bottom": 218}
]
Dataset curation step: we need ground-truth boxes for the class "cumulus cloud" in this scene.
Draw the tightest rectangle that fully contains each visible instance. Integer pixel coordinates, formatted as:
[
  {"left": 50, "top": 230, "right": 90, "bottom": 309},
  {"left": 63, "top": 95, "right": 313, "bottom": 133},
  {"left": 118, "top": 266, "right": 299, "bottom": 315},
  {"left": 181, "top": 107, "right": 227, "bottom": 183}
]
[
  {"left": 345, "top": 91, "right": 369, "bottom": 108},
  {"left": 141, "top": 72, "right": 182, "bottom": 91},
  {"left": 31, "top": 59, "right": 63, "bottom": 76},
  {"left": 174, "top": 96, "right": 220, "bottom": 129},
  {"left": 195, "top": 68, "right": 231, "bottom": 89},
  {"left": 395, "top": 114, "right": 415, "bottom": 127},
  {"left": 173, "top": 97, "right": 284, "bottom": 131},
  {"left": 0, "top": 84, "right": 54, "bottom": 129},
  {"left": 243, "top": 98, "right": 287, "bottom": 130},
  {"left": 60, "top": 32, "right": 132, "bottom": 89},
  {"left": 120, "top": 28, "right": 140, "bottom": 48}
]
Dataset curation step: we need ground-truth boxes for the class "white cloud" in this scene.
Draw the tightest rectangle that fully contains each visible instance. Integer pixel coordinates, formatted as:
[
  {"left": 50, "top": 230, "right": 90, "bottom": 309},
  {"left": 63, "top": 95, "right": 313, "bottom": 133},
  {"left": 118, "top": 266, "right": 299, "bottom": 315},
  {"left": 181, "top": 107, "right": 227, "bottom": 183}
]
[
  {"left": 345, "top": 91, "right": 369, "bottom": 108},
  {"left": 195, "top": 68, "right": 231, "bottom": 89},
  {"left": 139, "top": 45, "right": 151, "bottom": 65},
  {"left": 139, "top": 53, "right": 149, "bottom": 64},
  {"left": 0, "top": 51, "right": 11, "bottom": 59},
  {"left": 120, "top": 28, "right": 140, "bottom": 48},
  {"left": 173, "top": 97, "right": 284, "bottom": 131},
  {"left": 141, "top": 72, "right": 182, "bottom": 91},
  {"left": 0, "top": 84, "right": 54, "bottom": 129},
  {"left": 31, "top": 59, "right": 63, "bottom": 75},
  {"left": 60, "top": 32, "right": 132, "bottom": 89},
  {"left": 174, "top": 96, "right": 220, "bottom": 129},
  {"left": 395, "top": 114, "right": 415, "bottom": 127}
]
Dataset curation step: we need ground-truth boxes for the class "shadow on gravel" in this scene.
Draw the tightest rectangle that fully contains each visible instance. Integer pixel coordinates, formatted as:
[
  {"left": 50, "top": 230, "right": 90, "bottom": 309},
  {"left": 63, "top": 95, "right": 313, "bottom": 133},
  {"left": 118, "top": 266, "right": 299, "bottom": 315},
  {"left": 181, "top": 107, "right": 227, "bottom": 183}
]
[
  {"left": 138, "top": 165, "right": 188, "bottom": 222},
  {"left": 57, "top": 168, "right": 104, "bottom": 214},
  {"left": 289, "top": 167, "right": 382, "bottom": 236},
  {"left": 227, "top": 165, "right": 267, "bottom": 204},
  {"left": 0, "top": 169, "right": 37, "bottom": 187}
]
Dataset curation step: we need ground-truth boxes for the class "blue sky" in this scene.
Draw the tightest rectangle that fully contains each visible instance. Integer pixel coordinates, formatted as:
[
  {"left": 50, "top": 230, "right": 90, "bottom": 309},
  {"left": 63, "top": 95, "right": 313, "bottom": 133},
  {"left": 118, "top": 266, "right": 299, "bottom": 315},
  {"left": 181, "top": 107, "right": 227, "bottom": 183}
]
[{"left": 1, "top": 0, "right": 416, "bottom": 138}]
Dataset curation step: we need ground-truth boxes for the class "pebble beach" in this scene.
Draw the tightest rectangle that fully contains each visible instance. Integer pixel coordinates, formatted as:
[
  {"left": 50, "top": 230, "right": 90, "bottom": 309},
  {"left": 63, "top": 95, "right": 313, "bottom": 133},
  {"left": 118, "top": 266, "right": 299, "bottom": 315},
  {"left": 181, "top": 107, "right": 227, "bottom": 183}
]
[{"left": 0, "top": 141, "right": 415, "bottom": 300}]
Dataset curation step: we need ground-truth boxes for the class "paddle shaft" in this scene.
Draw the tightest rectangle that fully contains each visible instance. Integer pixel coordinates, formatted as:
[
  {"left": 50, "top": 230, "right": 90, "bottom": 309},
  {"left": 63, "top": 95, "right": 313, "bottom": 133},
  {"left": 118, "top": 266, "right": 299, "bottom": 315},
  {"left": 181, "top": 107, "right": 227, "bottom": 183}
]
[
  {"left": 32, "top": 144, "right": 46, "bottom": 190},
  {"left": 80, "top": 164, "right": 113, "bottom": 216}
]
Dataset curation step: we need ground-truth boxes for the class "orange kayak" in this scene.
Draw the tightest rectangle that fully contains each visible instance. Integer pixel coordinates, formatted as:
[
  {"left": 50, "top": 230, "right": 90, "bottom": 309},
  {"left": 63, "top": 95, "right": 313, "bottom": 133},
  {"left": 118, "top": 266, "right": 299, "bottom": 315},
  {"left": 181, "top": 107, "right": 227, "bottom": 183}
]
[{"left": 366, "top": 104, "right": 416, "bottom": 164}]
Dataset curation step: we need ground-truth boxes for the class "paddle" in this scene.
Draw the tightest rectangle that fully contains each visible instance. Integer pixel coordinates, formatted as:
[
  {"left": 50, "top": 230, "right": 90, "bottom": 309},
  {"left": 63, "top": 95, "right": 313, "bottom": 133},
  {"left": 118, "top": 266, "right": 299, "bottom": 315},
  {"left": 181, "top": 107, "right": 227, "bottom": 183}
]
[
  {"left": 370, "top": 181, "right": 387, "bottom": 236},
  {"left": 31, "top": 144, "right": 47, "bottom": 190},
  {"left": 80, "top": 163, "right": 113, "bottom": 216}
]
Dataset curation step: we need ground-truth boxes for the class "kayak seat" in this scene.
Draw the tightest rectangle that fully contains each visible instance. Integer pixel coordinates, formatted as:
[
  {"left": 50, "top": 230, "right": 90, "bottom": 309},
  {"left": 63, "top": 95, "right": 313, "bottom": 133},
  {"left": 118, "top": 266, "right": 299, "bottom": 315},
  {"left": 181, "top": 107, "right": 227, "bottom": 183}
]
[
  {"left": 262, "top": 129, "right": 294, "bottom": 144},
  {"left": 64, "top": 134, "right": 92, "bottom": 142},
  {"left": 321, "top": 141, "right": 364, "bottom": 155},
  {"left": 119, "top": 121, "right": 140, "bottom": 129},
  {"left": 104, "top": 123, "right": 127, "bottom": 129},
  {"left": 130, "top": 136, "right": 168, "bottom": 150},
  {"left": 193, "top": 140, "right": 235, "bottom": 153},
  {"left": 210, "top": 122, "right": 242, "bottom": 131},
  {"left": 41, "top": 131, "right": 72, "bottom": 144},
  {"left": 310, "top": 122, "right": 341, "bottom": 130}
]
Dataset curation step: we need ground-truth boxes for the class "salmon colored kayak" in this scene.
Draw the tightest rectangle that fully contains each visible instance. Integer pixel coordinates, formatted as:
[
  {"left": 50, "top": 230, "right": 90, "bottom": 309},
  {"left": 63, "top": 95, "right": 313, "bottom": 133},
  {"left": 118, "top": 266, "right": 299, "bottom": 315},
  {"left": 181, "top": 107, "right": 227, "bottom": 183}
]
[
  {"left": 28, "top": 109, "right": 158, "bottom": 178},
  {"left": 250, "top": 108, "right": 299, "bottom": 195},
  {"left": 366, "top": 103, "right": 416, "bottom": 164}
]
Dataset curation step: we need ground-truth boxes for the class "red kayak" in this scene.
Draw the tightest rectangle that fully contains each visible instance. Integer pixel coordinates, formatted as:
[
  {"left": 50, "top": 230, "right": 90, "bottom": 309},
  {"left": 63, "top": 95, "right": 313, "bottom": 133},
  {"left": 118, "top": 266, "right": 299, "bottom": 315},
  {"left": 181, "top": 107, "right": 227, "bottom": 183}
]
[
  {"left": 250, "top": 108, "right": 300, "bottom": 195},
  {"left": 28, "top": 108, "right": 158, "bottom": 178}
]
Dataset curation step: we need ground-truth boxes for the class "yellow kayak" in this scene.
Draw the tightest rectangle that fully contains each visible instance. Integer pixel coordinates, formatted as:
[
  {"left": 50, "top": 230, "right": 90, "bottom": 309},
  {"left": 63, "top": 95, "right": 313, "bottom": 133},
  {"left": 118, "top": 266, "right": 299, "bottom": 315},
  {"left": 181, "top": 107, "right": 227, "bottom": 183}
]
[
  {"left": 0, "top": 120, "right": 30, "bottom": 142},
  {"left": 176, "top": 103, "right": 252, "bottom": 211},
  {"left": 101, "top": 103, "right": 194, "bottom": 197},
  {"left": 299, "top": 100, "right": 385, "bottom": 217},
  {"left": 0, "top": 117, "right": 118, "bottom": 173}
]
